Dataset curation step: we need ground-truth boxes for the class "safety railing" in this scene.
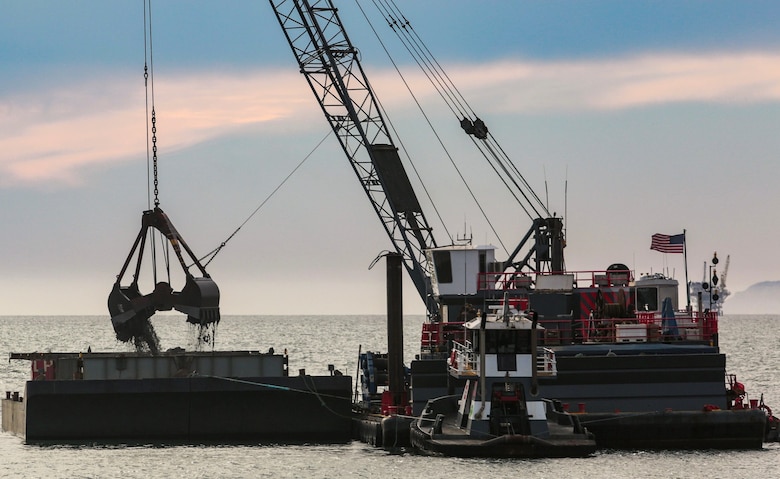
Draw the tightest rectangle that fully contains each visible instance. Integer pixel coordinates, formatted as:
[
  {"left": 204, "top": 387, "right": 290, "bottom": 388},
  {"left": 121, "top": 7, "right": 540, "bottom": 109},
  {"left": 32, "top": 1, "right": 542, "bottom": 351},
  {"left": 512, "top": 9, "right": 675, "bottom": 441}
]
[
  {"left": 540, "top": 311, "right": 718, "bottom": 345},
  {"left": 448, "top": 340, "right": 478, "bottom": 376},
  {"left": 477, "top": 269, "right": 635, "bottom": 291},
  {"left": 536, "top": 347, "right": 557, "bottom": 376},
  {"left": 447, "top": 342, "right": 558, "bottom": 377}
]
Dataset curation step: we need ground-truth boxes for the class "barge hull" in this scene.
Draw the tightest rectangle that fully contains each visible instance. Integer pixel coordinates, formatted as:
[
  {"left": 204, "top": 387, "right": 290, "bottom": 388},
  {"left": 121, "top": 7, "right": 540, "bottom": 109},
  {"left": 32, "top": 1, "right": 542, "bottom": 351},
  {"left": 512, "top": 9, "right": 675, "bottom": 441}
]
[
  {"left": 578, "top": 409, "right": 767, "bottom": 449},
  {"left": 5, "top": 375, "right": 353, "bottom": 442}
]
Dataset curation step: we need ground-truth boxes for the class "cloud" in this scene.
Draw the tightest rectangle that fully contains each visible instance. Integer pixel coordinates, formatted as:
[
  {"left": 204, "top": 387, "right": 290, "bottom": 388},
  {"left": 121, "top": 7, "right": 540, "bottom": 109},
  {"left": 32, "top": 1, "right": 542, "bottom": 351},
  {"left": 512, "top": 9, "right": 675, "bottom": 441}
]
[
  {"left": 3, "top": 51, "right": 780, "bottom": 188},
  {"left": 0, "top": 69, "right": 311, "bottom": 188},
  {"left": 450, "top": 52, "right": 780, "bottom": 112}
]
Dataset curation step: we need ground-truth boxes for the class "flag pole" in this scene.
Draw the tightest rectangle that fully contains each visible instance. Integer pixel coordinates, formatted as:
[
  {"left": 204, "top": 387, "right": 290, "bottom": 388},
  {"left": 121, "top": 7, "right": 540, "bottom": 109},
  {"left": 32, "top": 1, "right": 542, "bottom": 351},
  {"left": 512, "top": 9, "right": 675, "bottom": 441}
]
[{"left": 683, "top": 229, "right": 690, "bottom": 311}]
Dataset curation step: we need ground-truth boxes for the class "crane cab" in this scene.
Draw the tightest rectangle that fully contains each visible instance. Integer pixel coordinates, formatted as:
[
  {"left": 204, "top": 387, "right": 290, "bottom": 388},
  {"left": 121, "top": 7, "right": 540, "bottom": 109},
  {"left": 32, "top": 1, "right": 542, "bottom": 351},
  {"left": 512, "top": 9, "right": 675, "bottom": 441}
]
[{"left": 427, "top": 244, "right": 498, "bottom": 297}]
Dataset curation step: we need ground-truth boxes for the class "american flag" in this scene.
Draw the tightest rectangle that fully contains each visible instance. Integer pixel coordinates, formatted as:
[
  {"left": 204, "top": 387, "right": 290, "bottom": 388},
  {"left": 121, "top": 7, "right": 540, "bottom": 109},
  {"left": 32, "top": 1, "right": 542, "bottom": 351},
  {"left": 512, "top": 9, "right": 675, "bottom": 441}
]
[{"left": 650, "top": 233, "right": 685, "bottom": 254}]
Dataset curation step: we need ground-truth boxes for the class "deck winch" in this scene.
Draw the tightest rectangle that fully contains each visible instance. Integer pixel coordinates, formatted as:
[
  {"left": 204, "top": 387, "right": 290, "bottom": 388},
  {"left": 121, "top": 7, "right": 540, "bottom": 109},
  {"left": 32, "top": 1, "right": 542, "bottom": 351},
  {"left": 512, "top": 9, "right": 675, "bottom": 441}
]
[{"left": 108, "top": 207, "right": 220, "bottom": 348}]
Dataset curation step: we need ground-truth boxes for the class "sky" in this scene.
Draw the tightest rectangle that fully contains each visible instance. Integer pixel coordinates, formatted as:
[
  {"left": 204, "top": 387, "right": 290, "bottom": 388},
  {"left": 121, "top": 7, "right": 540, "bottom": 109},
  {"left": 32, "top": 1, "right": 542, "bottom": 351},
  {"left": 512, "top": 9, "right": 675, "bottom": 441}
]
[{"left": 2, "top": 0, "right": 780, "bottom": 316}]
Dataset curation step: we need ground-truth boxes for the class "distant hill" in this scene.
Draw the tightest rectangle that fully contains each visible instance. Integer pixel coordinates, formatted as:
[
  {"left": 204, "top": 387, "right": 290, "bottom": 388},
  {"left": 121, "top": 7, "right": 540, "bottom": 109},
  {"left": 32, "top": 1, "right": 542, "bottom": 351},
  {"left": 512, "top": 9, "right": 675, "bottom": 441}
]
[{"left": 724, "top": 281, "right": 780, "bottom": 315}]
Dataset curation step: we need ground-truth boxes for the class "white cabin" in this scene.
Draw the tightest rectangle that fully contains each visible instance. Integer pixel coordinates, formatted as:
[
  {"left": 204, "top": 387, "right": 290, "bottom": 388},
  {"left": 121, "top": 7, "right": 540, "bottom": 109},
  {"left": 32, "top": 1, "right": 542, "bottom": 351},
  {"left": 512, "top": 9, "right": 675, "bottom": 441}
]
[{"left": 427, "top": 244, "right": 498, "bottom": 296}]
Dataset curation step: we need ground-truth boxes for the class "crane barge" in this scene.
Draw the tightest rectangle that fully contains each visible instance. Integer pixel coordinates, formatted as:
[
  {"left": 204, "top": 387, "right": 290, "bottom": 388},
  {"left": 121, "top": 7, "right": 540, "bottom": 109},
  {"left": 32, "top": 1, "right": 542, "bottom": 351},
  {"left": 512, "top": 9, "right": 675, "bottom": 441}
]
[{"left": 269, "top": 0, "right": 776, "bottom": 450}]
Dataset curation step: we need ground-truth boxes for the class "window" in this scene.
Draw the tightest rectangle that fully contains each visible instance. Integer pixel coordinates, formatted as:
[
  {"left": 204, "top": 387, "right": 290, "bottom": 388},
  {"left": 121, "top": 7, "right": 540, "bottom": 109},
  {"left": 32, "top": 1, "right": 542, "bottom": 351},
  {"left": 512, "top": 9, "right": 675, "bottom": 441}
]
[
  {"left": 485, "top": 330, "right": 531, "bottom": 354},
  {"left": 432, "top": 251, "right": 453, "bottom": 283},
  {"left": 636, "top": 287, "right": 658, "bottom": 312}
]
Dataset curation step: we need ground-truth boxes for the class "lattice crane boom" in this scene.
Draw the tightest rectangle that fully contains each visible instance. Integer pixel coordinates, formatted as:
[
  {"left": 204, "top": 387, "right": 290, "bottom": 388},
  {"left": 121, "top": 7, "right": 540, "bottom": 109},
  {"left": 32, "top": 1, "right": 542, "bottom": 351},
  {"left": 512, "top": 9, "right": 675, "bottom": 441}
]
[{"left": 270, "top": 0, "right": 438, "bottom": 315}]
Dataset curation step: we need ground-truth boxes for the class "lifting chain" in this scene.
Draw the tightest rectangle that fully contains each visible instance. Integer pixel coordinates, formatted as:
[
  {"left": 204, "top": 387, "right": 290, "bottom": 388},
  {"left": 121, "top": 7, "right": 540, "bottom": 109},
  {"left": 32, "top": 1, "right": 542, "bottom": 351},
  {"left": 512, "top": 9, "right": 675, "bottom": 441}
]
[
  {"left": 152, "top": 107, "right": 159, "bottom": 206},
  {"left": 143, "top": 0, "right": 160, "bottom": 208}
]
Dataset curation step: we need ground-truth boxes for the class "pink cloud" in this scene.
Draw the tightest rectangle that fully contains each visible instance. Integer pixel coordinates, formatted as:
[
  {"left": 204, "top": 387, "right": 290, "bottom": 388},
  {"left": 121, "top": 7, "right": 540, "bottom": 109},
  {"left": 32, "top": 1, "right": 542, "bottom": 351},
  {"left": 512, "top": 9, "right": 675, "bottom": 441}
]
[
  {"left": 3, "top": 52, "right": 780, "bottom": 188},
  {"left": 0, "top": 69, "right": 312, "bottom": 188},
  {"left": 447, "top": 53, "right": 780, "bottom": 112}
]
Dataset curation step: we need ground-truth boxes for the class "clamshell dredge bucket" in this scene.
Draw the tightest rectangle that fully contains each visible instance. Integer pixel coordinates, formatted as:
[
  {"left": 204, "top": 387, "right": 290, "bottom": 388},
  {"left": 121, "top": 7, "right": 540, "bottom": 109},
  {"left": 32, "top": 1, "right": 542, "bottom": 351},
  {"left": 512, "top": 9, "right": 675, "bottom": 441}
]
[
  {"left": 108, "top": 207, "right": 220, "bottom": 343},
  {"left": 108, "top": 282, "right": 156, "bottom": 342},
  {"left": 176, "top": 276, "right": 221, "bottom": 325}
]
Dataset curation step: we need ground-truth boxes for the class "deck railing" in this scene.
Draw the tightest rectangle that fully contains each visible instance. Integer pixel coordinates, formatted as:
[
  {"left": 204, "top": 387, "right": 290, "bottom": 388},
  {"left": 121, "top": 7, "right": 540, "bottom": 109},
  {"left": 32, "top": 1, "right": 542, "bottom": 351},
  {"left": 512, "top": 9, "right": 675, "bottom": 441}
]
[
  {"left": 477, "top": 269, "right": 634, "bottom": 291},
  {"left": 447, "top": 341, "right": 557, "bottom": 377},
  {"left": 539, "top": 311, "right": 718, "bottom": 345},
  {"left": 537, "top": 347, "right": 557, "bottom": 376}
]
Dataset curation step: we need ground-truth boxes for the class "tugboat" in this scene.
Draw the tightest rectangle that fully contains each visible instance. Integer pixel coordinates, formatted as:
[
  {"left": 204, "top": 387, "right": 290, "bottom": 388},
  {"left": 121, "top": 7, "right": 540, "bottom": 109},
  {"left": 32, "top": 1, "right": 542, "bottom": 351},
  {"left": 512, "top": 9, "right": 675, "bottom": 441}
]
[{"left": 409, "top": 301, "right": 596, "bottom": 457}]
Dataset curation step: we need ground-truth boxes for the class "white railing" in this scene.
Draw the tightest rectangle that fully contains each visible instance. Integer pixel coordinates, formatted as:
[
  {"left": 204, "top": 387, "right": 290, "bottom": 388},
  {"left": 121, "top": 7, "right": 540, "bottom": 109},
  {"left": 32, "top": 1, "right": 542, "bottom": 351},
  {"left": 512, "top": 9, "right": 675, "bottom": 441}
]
[
  {"left": 537, "top": 347, "right": 557, "bottom": 376},
  {"left": 447, "top": 342, "right": 557, "bottom": 377},
  {"left": 448, "top": 340, "right": 478, "bottom": 375}
]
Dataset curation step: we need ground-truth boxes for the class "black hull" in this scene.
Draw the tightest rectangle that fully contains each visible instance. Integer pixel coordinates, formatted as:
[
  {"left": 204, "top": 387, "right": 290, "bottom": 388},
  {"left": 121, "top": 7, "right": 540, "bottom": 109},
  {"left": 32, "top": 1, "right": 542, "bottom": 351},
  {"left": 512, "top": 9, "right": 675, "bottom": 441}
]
[
  {"left": 352, "top": 413, "right": 413, "bottom": 448},
  {"left": 409, "top": 422, "right": 597, "bottom": 458},
  {"left": 540, "top": 347, "right": 730, "bottom": 413},
  {"left": 408, "top": 395, "right": 597, "bottom": 458},
  {"left": 578, "top": 409, "right": 767, "bottom": 450},
  {"left": 19, "top": 375, "right": 353, "bottom": 442}
]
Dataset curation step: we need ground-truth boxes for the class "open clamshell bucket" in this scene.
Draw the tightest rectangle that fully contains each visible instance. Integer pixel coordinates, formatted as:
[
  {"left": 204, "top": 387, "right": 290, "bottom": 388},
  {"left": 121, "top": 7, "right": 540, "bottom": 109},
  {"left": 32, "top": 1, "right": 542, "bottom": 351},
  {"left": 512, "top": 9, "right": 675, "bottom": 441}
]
[
  {"left": 107, "top": 282, "right": 156, "bottom": 342},
  {"left": 107, "top": 207, "right": 220, "bottom": 343},
  {"left": 175, "top": 276, "right": 221, "bottom": 326}
]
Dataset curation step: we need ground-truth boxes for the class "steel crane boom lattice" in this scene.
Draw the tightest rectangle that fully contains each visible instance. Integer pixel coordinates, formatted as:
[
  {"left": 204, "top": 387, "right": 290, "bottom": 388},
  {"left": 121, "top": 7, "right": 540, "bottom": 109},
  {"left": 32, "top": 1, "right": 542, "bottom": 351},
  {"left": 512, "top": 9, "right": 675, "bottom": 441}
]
[{"left": 270, "top": 0, "right": 438, "bottom": 314}]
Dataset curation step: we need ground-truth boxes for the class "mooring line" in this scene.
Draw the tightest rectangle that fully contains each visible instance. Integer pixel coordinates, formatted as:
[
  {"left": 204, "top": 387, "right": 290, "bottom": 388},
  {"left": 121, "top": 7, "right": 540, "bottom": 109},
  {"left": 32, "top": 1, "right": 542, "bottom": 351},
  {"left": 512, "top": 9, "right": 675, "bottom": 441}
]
[
  {"left": 195, "top": 374, "right": 347, "bottom": 400},
  {"left": 578, "top": 410, "right": 662, "bottom": 424},
  {"left": 301, "top": 374, "right": 357, "bottom": 421}
]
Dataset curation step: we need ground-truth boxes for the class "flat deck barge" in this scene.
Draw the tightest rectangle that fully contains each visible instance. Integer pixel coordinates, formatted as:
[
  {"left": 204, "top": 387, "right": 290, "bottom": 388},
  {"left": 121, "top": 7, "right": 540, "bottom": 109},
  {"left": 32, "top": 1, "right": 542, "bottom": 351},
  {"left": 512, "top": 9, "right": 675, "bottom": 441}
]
[{"left": 2, "top": 350, "right": 353, "bottom": 443}]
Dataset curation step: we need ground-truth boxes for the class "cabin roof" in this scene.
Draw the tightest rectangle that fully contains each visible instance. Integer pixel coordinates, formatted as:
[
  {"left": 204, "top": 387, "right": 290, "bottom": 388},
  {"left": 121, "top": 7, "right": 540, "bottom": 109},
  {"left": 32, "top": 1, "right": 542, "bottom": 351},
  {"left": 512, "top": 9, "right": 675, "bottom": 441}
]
[{"left": 427, "top": 243, "right": 496, "bottom": 252}]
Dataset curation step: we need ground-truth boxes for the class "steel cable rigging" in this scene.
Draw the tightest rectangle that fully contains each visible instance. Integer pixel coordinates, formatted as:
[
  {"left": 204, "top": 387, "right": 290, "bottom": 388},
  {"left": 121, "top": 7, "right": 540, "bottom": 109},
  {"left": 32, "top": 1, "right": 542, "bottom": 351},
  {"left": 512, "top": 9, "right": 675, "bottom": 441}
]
[
  {"left": 106, "top": 0, "right": 220, "bottom": 352},
  {"left": 361, "top": 0, "right": 552, "bottom": 228}
]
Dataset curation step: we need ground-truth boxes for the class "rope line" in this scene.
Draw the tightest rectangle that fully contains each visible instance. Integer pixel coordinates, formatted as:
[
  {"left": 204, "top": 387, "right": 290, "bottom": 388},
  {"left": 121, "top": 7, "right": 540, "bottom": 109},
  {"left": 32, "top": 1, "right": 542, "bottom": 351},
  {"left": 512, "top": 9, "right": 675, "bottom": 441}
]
[{"left": 197, "top": 373, "right": 356, "bottom": 421}]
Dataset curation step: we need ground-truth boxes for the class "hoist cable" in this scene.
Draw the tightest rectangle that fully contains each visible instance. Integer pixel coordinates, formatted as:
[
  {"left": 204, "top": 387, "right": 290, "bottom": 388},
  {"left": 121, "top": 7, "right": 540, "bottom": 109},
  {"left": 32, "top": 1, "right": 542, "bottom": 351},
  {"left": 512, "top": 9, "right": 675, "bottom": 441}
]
[
  {"left": 143, "top": 0, "right": 169, "bottom": 281},
  {"left": 147, "top": 0, "right": 160, "bottom": 208},
  {"left": 199, "top": 130, "right": 332, "bottom": 267},
  {"left": 352, "top": 0, "right": 457, "bottom": 244},
  {"left": 143, "top": 2, "right": 151, "bottom": 211},
  {"left": 487, "top": 133, "right": 549, "bottom": 215},
  {"left": 355, "top": 0, "right": 512, "bottom": 252},
  {"left": 373, "top": 0, "right": 550, "bottom": 219},
  {"left": 375, "top": 0, "right": 472, "bottom": 119},
  {"left": 483, "top": 139, "right": 545, "bottom": 218},
  {"left": 143, "top": 0, "right": 157, "bottom": 283}
]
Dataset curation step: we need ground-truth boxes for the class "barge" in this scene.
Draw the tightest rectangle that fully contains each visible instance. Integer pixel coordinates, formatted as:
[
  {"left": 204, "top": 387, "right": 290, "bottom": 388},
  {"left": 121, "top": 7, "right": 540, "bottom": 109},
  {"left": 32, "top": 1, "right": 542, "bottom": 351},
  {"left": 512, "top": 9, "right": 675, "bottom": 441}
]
[
  {"left": 353, "top": 246, "right": 776, "bottom": 450},
  {"left": 2, "top": 349, "right": 352, "bottom": 443},
  {"left": 267, "top": 0, "right": 779, "bottom": 451},
  {"left": 406, "top": 246, "right": 776, "bottom": 449}
]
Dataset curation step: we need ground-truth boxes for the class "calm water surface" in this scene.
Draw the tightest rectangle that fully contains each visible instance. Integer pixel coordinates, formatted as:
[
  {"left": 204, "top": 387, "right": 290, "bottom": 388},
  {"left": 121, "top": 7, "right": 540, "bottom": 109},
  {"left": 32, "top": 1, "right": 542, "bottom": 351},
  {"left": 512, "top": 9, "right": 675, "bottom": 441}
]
[{"left": 1, "top": 314, "right": 778, "bottom": 478}]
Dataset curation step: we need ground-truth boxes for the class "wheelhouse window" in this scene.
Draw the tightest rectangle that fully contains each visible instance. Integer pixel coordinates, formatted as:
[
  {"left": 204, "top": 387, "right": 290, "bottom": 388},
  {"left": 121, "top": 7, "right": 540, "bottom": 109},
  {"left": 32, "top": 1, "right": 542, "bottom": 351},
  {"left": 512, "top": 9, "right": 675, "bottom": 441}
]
[
  {"left": 470, "top": 330, "right": 532, "bottom": 355},
  {"left": 636, "top": 287, "right": 658, "bottom": 312}
]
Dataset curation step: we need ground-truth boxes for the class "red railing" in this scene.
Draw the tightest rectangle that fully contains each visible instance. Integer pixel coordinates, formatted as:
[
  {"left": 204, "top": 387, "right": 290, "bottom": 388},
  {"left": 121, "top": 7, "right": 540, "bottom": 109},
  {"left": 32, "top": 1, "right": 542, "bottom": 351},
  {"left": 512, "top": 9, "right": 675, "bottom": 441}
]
[
  {"left": 420, "top": 310, "right": 718, "bottom": 356},
  {"left": 420, "top": 321, "right": 466, "bottom": 357},
  {"left": 540, "top": 311, "right": 718, "bottom": 345},
  {"left": 477, "top": 269, "right": 635, "bottom": 291}
]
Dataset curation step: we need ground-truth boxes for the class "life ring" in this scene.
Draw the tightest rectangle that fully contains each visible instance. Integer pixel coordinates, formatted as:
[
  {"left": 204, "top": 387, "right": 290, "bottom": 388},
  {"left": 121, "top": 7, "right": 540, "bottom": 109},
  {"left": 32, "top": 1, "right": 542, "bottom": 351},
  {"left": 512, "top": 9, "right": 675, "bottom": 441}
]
[{"left": 449, "top": 350, "right": 457, "bottom": 370}]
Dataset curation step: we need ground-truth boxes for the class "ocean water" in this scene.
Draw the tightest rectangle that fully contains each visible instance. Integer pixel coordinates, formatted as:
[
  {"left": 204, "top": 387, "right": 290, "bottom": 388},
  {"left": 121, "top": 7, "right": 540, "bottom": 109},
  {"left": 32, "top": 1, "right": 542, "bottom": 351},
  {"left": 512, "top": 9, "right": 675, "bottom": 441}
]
[{"left": 1, "top": 314, "right": 778, "bottom": 478}]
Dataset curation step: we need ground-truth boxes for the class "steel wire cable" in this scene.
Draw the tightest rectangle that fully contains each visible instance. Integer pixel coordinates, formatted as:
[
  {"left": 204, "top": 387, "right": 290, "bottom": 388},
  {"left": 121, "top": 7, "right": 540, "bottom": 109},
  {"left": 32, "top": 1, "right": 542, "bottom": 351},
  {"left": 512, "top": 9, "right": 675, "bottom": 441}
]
[
  {"left": 372, "top": 0, "right": 551, "bottom": 219},
  {"left": 355, "top": 0, "right": 510, "bottom": 253}
]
